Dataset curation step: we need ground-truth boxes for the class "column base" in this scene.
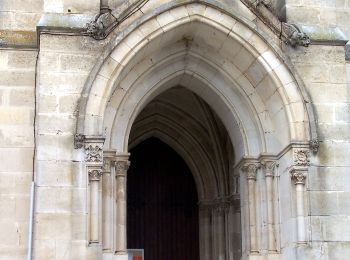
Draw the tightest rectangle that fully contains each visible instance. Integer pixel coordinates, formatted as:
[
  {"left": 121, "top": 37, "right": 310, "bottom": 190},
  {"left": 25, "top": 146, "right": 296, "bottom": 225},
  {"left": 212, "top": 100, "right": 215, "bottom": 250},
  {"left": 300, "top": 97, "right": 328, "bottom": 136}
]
[
  {"left": 247, "top": 254, "right": 281, "bottom": 260},
  {"left": 113, "top": 253, "right": 128, "bottom": 260}
]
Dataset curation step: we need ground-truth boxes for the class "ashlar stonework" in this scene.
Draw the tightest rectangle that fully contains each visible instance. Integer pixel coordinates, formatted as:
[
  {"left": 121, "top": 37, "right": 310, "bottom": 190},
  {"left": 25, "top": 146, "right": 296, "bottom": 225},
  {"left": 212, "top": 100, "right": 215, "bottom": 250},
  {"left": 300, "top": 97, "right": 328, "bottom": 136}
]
[{"left": 0, "top": 0, "right": 349, "bottom": 259}]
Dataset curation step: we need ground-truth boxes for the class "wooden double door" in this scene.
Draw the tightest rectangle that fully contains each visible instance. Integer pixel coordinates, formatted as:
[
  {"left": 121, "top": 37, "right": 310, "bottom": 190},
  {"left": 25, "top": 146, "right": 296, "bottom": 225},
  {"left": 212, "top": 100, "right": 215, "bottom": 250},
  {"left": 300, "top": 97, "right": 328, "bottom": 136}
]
[{"left": 127, "top": 138, "right": 199, "bottom": 260}]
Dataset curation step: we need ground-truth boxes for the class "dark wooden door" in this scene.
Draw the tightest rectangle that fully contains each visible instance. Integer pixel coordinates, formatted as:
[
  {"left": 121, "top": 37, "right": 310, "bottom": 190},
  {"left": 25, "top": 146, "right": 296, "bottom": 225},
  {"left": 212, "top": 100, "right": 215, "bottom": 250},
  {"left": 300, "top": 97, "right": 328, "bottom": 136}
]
[{"left": 127, "top": 138, "right": 199, "bottom": 260}]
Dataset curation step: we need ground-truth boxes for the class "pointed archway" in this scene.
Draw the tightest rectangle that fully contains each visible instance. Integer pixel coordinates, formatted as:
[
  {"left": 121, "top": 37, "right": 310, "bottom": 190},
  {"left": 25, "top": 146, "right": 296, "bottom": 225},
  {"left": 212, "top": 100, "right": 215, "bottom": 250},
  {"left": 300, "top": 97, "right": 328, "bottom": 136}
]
[{"left": 76, "top": 3, "right": 318, "bottom": 259}]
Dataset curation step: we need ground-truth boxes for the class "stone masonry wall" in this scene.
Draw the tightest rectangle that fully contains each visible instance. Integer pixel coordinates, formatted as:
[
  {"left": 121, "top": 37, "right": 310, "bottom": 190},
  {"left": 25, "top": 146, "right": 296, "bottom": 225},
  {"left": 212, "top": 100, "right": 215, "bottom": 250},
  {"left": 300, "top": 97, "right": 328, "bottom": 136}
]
[
  {"left": 286, "top": 0, "right": 350, "bottom": 38},
  {"left": 33, "top": 34, "right": 103, "bottom": 259},
  {"left": 289, "top": 44, "right": 350, "bottom": 258},
  {"left": 0, "top": 49, "right": 36, "bottom": 259}
]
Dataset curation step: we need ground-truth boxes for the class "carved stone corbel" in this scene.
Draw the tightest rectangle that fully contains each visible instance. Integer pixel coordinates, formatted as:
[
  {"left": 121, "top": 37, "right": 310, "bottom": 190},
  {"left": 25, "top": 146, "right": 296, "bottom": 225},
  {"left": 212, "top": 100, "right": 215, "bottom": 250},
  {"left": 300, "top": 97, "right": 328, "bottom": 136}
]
[
  {"left": 86, "top": 11, "right": 115, "bottom": 40},
  {"left": 74, "top": 133, "right": 85, "bottom": 149},
  {"left": 309, "top": 139, "right": 320, "bottom": 154},
  {"left": 282, "top": 23, "right": 310, "bottom": 47}
]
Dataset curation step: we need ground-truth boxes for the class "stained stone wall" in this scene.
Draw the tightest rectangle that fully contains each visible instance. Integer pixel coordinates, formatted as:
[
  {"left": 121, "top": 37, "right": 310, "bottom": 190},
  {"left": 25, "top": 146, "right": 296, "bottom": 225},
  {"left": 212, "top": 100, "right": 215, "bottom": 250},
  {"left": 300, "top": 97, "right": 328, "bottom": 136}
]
[
  {"left": 286, "top": 0, "right": 350, "bottom": 38},
  {"left": 0, "top": 50, "right": 36, "bottom": 258},
  {"left": 34, "top": 34, "right": 104, "bottom": 259},
  {"left": 0, "top": 0, "right": 349, "bottom": 259},
  {"left": 289, "top": 44, "right": 350, "bottom": 257}
]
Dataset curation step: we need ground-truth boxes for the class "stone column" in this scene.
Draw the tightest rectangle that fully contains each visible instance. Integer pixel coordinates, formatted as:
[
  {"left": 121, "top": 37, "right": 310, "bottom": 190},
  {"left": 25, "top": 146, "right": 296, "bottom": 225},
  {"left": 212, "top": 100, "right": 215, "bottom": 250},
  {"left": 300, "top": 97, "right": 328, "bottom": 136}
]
[
  {"left": 215, "top": 201, "right": 227, "bottom": 260},
  {"left": 261, "top": 160, "right": 277, "bottom": 252},
  {"left": 84, "top": 136, "right": 105, "bottom": 244},
  {"left": 88, "top": 168, "right": 103, "bottom": 243},
  {"left": 291, "top": 148, "right": 310, "bottom": 243},
  {"left": 199, "top": 202, "right": 212, "bottom": 260},
  {"left": 102, "top": 150, "right": 116, "bottom": 251},
  {"left": 291, "top": 170, "right": 307, "bottom": 243},
  {"left": 114, "top": 153, "right": 130, "bottom": 255},
  {"left": 242, "top": 162, "right": 260, "bottom": 253}
]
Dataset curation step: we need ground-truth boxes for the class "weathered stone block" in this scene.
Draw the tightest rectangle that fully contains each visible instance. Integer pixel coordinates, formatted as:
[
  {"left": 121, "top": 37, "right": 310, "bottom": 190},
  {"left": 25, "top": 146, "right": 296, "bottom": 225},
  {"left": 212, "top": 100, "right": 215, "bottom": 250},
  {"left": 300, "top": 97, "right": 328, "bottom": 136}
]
[
  {"left": 318, "top": 123, "right": 350, "bottom": 141},
  {"left": 37, "top": 114, "right": 75, "bottom": 134},
  {"left": 0, "top": 148, "right": 33, "bottom": 172},
  {"left": 309, "top": 166, "right": 350, "bottom": 191},
  {"left": 335, "top": 104, "right": 350, "bottom": 123},
  {"left": 309, "top": 191, "right": 339, "bottom": 215},
  {"left": 60, "top": 54, "right": 96, "bottom": 73},
  {"left": 58, "top": 94, "right": 79, "bottom": 114},
  {"left": 308, "top": 83, "right": 347, "bottom": 103},
  {"left": 0, "top": 125, "right": 34, "bottom": 147},
  {"left": 38, "top": 94, "right": 58, "bottom": 113},
  {"left": 9, "top": 88, "right": 33, "bottom": 107},
  {"left": 36, "top": 160, "right": 84, "bottom": 187},
  {"left": 0, "top": 71, "right": 35, "bottom": 87},
  {"left": 7, "top": 50, "right": 37, "bottom": 69},
  {"left": 311, "top": 215, "right": 350, "bottom": 241}
]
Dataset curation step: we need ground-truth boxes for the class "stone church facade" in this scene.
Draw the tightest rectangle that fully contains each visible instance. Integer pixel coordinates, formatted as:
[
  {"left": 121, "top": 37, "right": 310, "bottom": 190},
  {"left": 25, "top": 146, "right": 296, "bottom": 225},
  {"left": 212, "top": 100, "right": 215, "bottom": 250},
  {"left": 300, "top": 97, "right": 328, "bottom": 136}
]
[{"left": 0, "top": 0, "right": 349, "bottom": 259}]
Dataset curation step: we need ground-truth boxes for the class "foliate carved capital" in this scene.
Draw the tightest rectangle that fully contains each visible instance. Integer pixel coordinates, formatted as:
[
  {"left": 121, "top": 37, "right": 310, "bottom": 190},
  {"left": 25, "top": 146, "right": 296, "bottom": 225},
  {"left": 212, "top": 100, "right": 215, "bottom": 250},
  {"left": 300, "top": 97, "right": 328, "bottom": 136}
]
[
  {"left": 115, "top": 160, "right": 130, "bottom": 177},
  {"left": 261, "top": 160, "right": 278, "bottom": 177},
  {"left": 293, "top": 148, "right": 310, "bottom": 166},
  {"left": 242, "top": 162, "right": 260, "bottom": 180},
  {"left": 291, "top": 170, "right": 306, "bottom": 185},
  {"left": 103, "top": 150, "right": 117, "bottom": 174},
  {"left": 88, "top": 168, "right": 103, "bottom": 181}
]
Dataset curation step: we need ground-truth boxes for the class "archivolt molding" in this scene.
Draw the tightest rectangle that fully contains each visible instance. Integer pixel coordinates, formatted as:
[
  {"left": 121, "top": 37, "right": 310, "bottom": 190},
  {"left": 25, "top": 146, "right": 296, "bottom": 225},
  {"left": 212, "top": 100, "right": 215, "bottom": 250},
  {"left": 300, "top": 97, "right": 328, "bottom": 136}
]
[{"left": 76, "top": 3, "right": 316, "bottom": 160}]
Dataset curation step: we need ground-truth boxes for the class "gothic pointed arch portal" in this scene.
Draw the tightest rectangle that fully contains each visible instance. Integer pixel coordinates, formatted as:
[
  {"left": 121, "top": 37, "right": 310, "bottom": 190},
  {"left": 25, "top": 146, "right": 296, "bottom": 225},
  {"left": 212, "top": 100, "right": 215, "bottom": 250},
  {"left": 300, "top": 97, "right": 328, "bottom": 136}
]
[{"left": 76, "top": 3, "right": 317, "bottom": 260}]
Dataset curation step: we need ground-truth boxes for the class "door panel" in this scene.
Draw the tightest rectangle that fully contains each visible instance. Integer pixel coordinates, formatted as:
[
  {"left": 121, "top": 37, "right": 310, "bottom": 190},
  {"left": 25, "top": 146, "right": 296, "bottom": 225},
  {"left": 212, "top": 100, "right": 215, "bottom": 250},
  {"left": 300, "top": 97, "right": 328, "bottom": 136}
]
[{"left": 127, "top": 138, "right": 199, "bottom": 260}]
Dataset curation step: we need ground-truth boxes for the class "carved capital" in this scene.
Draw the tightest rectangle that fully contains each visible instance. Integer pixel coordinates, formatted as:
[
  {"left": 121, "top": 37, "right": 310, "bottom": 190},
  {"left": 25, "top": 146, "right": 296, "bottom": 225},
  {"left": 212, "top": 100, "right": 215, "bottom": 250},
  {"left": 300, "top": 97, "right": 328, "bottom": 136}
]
[
  {"left": 242, "top": 162, "right": 260, "bottom": 180},
  {"left": 282, "top": 23, "right": 310, "bottom": 47},
  {"left": 88, "top": 168, "right": 103, "bottom": 181},
  {"left": 291, "top": 170, "right": 306, "bottom": 185},
  {"left": 115, "top": 160, "right": 130, "bottom": 177},
  {"left": 293, "top": 148, "right": 310, "bottom": 166},
  {"left": 103, "top": 150, "right": 117, "bottom": 174},
  {"left": 261, "top": 160, "right": 278, "bottom": 177}
]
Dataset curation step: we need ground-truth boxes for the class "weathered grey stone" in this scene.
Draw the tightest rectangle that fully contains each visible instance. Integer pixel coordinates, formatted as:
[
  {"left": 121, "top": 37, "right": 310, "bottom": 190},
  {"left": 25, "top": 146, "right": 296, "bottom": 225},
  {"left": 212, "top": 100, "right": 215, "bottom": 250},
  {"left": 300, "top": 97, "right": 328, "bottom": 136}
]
[
  {"left": 1, "top": 1, "right": 350, "bottom": 260},
  {"left": 345, "top": 41, "right": 350, "bottom": 60}
]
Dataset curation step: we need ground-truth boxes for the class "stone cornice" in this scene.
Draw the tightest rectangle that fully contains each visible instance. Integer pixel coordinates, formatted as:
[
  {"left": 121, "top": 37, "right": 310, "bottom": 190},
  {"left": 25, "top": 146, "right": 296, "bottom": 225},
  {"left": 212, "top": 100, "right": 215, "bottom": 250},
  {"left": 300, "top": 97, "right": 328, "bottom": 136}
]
[
  {"left": 233, "top": 140, "right": 316, "bottom": 171},
  {"left": 1, "top": 1, "right": 347, "bottom": 50}
]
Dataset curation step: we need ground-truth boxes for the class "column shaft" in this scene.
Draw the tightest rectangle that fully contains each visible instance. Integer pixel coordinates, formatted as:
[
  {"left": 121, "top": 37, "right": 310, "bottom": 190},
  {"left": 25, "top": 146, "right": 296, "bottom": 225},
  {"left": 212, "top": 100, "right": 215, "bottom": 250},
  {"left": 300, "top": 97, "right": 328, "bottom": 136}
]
[
  {"left": 114, "top": 155, "right": 130, "bottom": 254},
  {"left": 291, "top": 170, "right": 307, "bottom": 243},
  {"left": 296, "top": 183, "right": 306, "bottom": 242},
  {"left": 88, "top": 168, "right": 102, "bottom": 244},
  {"left": 266, "top": 176, "right": 276, "bottom": 251},
  {"left": 242, "top": 162, "right": 260, "bottom": 253},
  {"left": 247, "top": 178, "right": 258, "bottom": 252}
]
